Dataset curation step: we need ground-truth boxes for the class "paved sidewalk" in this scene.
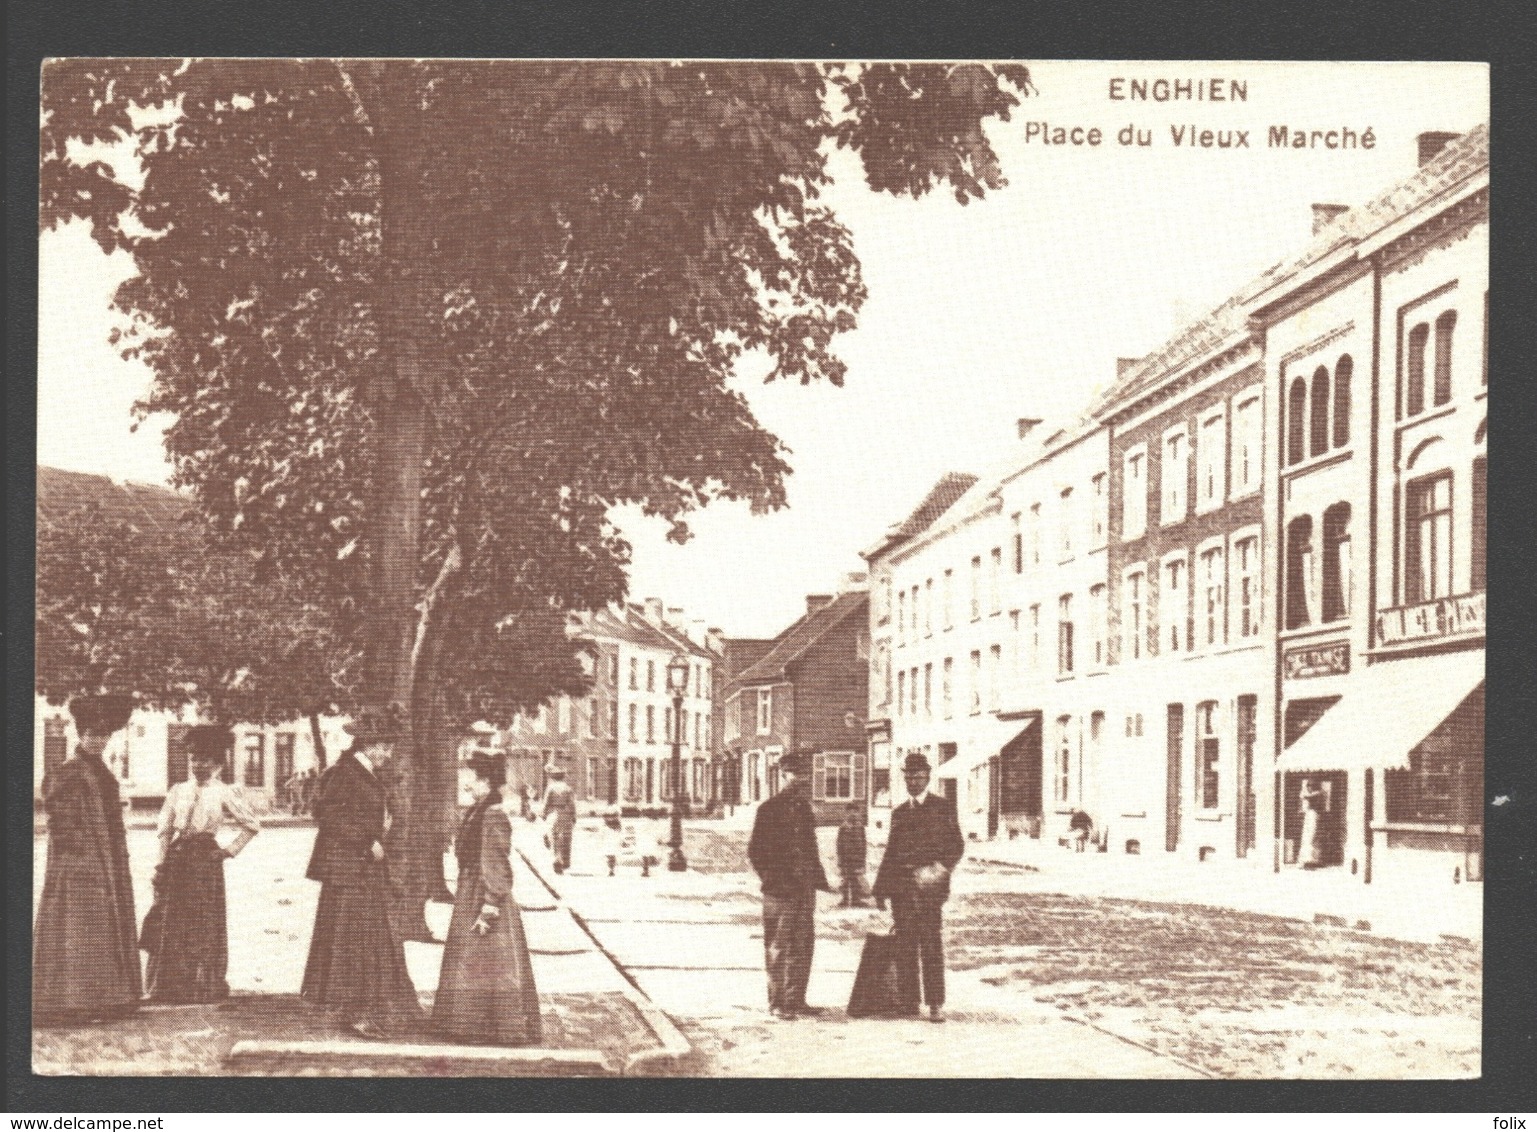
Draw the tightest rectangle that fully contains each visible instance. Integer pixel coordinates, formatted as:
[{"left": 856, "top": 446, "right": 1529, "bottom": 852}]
[{"left": 514, "top": 822, "right": 1203, "bottom": 1078}]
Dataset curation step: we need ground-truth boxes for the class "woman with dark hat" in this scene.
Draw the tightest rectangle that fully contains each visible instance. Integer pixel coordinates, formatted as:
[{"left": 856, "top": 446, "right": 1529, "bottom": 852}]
[
  {"left": 34, "top": 693, "right": 141, "bottom": 1023},
  {"left": 434, "top": 750, "right": 542, "bottom": 1045},
  {"left": 302, "top": 707, "right": 424, "bottom": 1039},
  {"left": 142, "top": 725, "right": 261, "bottom": 1002}
]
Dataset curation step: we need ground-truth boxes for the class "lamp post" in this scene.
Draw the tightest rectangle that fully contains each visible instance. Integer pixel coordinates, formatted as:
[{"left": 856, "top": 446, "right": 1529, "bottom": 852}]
[{"left": 666, "top": 652, "right": 691, "bottom": 872}]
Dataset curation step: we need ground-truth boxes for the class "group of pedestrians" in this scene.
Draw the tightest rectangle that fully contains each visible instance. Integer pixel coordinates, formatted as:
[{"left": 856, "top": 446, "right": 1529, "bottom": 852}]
[
  {"left": 747, "top": 749, "right": 964, "bottom": 1023},
  {"left": 34, "top": 695, "right": 543, "bottom": 1046}
]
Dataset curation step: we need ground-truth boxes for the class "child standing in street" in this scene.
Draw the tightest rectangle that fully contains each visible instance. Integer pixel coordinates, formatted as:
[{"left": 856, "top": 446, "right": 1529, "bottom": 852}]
[{"left": 836, "top": 807, "right": 870, "bottom": 907}]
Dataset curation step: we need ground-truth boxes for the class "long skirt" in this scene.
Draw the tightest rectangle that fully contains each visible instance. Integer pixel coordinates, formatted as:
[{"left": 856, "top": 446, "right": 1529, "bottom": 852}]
[
  {"left": 433, "top": 872, "right": 542, "bottom": 1045},
  {"left": 145, "top": 834, "right": 229, "bottom": 1003},
  {"left": 302, "top": 864, "right": 424, "bottom": 1036},
  {"left": 33, "top": 840, "right": 142, "bottom": 1021},
  {"left": 1300, "top": 807, "right": 1325, "bottom": 868}
]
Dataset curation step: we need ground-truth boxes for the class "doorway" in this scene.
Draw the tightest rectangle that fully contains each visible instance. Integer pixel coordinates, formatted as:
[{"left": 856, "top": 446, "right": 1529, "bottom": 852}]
[{"left": 1165, "top": 704, "right": 1184, "bottom": 852}]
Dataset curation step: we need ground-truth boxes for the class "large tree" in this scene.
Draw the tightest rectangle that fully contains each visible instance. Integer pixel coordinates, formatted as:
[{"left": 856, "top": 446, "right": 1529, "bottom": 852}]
[{"left": 40, "top": 59, "right": 1034, "bottom": 927}]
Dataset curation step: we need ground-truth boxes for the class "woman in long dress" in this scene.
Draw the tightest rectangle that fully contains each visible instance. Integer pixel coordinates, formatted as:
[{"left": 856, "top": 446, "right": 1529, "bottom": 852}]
[
  {"left": 434, "top": 751, "right": 542, "bottom": 1045},
  {"left": 1299, "top": 778, "right": 1327, "bottom": 869},
  {"left": 143, "top": 726, "right": 260, "bottom": 1002}
]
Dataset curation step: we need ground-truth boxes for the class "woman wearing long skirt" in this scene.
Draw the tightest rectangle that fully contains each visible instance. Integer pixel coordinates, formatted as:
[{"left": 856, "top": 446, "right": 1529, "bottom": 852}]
[
  {"left": 143, "top": 726, "right": 260, "bottom": 1002},
  {"left": 1299, "top": 778, "right": 1328, "bottom": 869},
  {"left": 434, "top": 751, "right": 542, "bottom": 1045}
]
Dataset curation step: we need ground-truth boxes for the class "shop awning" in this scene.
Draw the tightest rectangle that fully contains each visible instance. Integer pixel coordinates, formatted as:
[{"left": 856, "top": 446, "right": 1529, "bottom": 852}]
[
  {"left": 935, "top": 716, "right": 1037, "bottom": 779},
  {"left": 1278, "top": 648, "right": 1484, "bottom": 774}
]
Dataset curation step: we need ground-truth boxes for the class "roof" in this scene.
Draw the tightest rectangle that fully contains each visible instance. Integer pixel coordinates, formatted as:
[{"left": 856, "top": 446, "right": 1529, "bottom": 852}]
[
  {"left": 36, "top": 466, "right": 195, "bottom": 538},
  {"left": 1092, "top": 123, "right": 1488, "bottom": 420},
  {"left": 863, "top": 472, "right": 978, "bottom": 562},
  {"left": 731, "top": 590, "right": 868, "bottom": 687},
  {"left": 573, "top": 604, "right": 715, "bottom": 658}
]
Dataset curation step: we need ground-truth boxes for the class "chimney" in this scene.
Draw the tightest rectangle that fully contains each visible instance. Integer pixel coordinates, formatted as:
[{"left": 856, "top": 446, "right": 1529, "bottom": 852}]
[
  {"left": 842, "top": 570, "right": 869, "bottom": 593},
  {"left": 1311, "top": 203, "right": 1350, "bottom": 234},
  {"left": 643, "top": 597, "right": 664, "bottom": 624},
  {"left": 1417, "top": 130, "right": 1460, "bottom": 167},
  {"left": 1016, "top": 417, "right": 1043, "bottom": 440},
  {"left": 1116, "top": 357, "right": 1141, "bottom": 378},
  {"left": 705, "top": 627, "right": 725, "bottom": 655},
  {"left": 665, "top": 606, "right": 685, "bottom": 629},
  {"left": 805, "top": 594, "right": 834, "bottom": 617}
]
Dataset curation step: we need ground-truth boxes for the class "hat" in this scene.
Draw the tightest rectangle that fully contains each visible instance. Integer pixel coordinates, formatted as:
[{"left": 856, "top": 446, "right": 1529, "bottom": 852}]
[
  {"left": 544, "top": 763, "right": 567, "bottom": 777},
  {"left": 777, "top": 748, "right": 812, "bottom": 774},
  {"left": 186, "top": 725, "right": 231, "bottom": 762},
  {"left": 466, "top": 750, "right": 507, "bottom": 788},
  {"left": 901, "top": 752, "right": 932, "bottom": 773},
  {"left": 68, "top": 693, "right": 134, "bottom": 737},
  {"left": 342, "top": 706, "right": 406, "bottom": 746}
]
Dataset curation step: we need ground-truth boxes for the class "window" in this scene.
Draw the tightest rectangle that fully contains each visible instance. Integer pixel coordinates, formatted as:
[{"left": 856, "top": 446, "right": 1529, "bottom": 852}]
[
  {"left": 1089, "top": 584, "right": 1107, "bottom": 668},
  {"left": 1163, "top": 428, "right": 1189, "bottom": 523},
  {"left": 970, "top": 556, "right": 982, "bottom": 620},
  {"left": 1384, "top": 690, "right": 1482, "bottom": 825},
  {"left": 942, "top": 569, "right": 954, "bottom": 629},
  {"left": 557, "top": 697, "right": 572, "bottom": 734},
  {"left": 610, "top": 701, "right": 619, "bottom": 740},
  {"left": 624, "top": 758, "right": 644, "bottom": 803},
  {"left": 1197, "top": 701, "right": 1220, "bottom": 809},
  {"left": 896, "top": 670, "right": 906, "bottom": 717},
  {"left": 897, "top": 589, "right": 907, "bottom": 645},
  {"left": 1287, "top": 377, "right": 1307, "bottom": 464},
  {"left": 1406, "top": 473, "right": 1453, "bottom": 604},
  {"left": 969, "top": 651, "right": 982, "bottom": 714},
  {"left": 1286, "top": 516, "right": 1314, "bottom": 629},
  {"left": 1434, "top": 310, "right": 1456, "bottom": 407},
  {"left": 1054, "top": 716, "right": 1073, "bottom": 804},
  {"left": 1472, "top": 455, "right": 1487, "bottom": 593},
  {"left": 924, "top": 578, "right": 934, "bottom": 635},
  {"left": 629, "top": 657, "right": 638, "bottom": 690},
  {"left": 628, "top": 704, "right": 638, "bottom": 742},
  {"left": 911, "top": 586, "right": 920, "bottom": 638},
  {"left": 1322, "top": 504, "right": 1352, "bottom": 622},
  {"left": 990, "top": 548, "right": 1002, "bottom": 613},
  {"left": 816, "top": 752, "right": 858, "bottom": 802},
  {"left": 1047, "top": 490, "right": 1067, "bottom": 562},
  {"left": 989, "top": 644, "right": 1002, "bottom": 709},
  {"left": 646, "top": 705, "right": 656, "bottom": 744},
  {"left": 1091, "top": 472, "right": 1108, "bottom": 547},
  {"left": 1123, "top": 569, "right": 1145, "bottom": 662},
  {"left": 1233, "top": 393, "right": 1262, "bottom": 494},
  {"left": 274, "top": 733, "right": 295, "bottom": 787},
  {"left": 1200, "top": 546, "right": 1225, "bottom": 647},
  {"left": 910, "top": 667, "right": 919, "bottom": 716},
  {"left": 589, "top": 698, "right": 602, "bottom": 738},
  {"left": 1123, "top": 449, "right": 1148, "bottom": 537},
  {"left": 1333, "top": 356, "right": 1353, "bottom": 448},
  {"left": 942, "top": 657, "right": 953, "bottom": 719},
  {"left": 1405, "top": 322, "right": 1429, "bottom": 418},
  {"left": 1028, "top": 604, "right": 1042, "bottom": 671},
  {"left": 609, "top": 654, "right": 619, "bottom": 686},
  {"left": 664, "top": 705, "right": 675, "bottom": 745},
  {"left": 1009, "top": 609, "right": 1021, "bottom": 676},
  {"left": 1163, "top": 557, "right": 1187, "bottom": 654},
  {"left": 1012, "top": 513, "right": 1023, "bottom": 573},
  {"left": 1057, "top": 594, "right": 1075, "bottom": 675},
  {"left": 1235, "top": 535, "right": 1260, "bottom": 638},
  {"left": 1029, "top": 502, "right": 1043, "bottom": 565},
  {"left": 646, "top": 660, "right": 655, "bottom": 692},
  {"left": 923, "top": 663, "right": 933, "bottom": 718},
  {"left": 1198, "top": 409, "right": 1226, "bottom": 511},
  {"left": 1310, "top": 364, "right": 1331, "bottom": 458},
  {"left": 242, "top": 734, "right": 265, "bottom": 788},
  {"left": 1090, "top": 713, "right": 1105, "bottom": 803},
  {"left": 756, "top": 689, "right": 773, "bottom": 735}
]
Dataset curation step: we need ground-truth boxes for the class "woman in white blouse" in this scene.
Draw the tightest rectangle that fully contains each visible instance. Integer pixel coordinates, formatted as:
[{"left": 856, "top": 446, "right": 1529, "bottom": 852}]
[{"left": 143, "top": 725, "right": 260, "bottom": 1002}]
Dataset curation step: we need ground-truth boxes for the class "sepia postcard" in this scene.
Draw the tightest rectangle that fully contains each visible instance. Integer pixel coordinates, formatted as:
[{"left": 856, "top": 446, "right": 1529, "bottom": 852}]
[{"left": 30, "top": 58, "right": 1489, "bottom": 1085}]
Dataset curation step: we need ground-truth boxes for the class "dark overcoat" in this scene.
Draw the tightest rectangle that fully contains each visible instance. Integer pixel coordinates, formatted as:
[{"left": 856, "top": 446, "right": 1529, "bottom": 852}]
[
  {"left": 34, "top": 751, "right": 142, "bottom": 1017},
  {"left": 873, "top": 792, "right": 966, "bottom": 904},
  {"left": 306, "top": 753, "right": 388, "bottom": 887},
  {"left": 747, "top": 785, "right": 831, "bottom": 897}
]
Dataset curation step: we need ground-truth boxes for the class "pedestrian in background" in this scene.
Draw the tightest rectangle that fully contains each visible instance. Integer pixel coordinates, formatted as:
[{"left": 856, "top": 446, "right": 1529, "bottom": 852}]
[
  {"left": 302, "top": 708, "right": 423, "bottom": 1040},
  {"left": 34, "top": 693, "right": 141, "bottom": 1024},
  {"left": 541, "top": 763, "right": 577, "bottom": 874},
  {"left": 143, "top": 725, "right": 261, "bottom": 1003},
  {"left": 836, "top": 806, "right": 870, "bottom": 907},
  {"left": 746, "top": 748, "right": 833, "bottom": 1019},
  {"left": 873, "top": 751, "right": 965, "bottom": 1024},
  {"left": 434, "top": 751, "right": 542, "bottom": 1045}
]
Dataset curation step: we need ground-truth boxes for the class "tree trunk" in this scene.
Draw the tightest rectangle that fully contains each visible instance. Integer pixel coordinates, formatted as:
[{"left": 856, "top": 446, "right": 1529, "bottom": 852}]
[{"left": 308, "top": 710, "right": 327, "bottom": 769}]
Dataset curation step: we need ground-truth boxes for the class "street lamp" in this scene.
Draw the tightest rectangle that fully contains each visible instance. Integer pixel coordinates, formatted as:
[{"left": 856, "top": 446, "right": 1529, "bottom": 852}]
[{"left": 665, "top": 652, "right": 692, "bottom": 871}]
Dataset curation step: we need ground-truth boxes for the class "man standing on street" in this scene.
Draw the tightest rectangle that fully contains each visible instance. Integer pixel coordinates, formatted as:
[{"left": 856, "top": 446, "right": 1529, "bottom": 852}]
[
  {"left": 873, "top": 751, "right": 965, "bottom": 1023},
  {"left": 746, "top": 748, "right": 833, "bottom": 1019},
  {"left": 540, "top": 763, "right": 577, "bottom": 874}
]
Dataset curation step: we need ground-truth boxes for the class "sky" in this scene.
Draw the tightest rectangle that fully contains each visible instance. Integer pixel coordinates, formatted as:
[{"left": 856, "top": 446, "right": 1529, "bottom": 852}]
[{"left": 37, "top": 61, "right": 1488, "bottom": 638}]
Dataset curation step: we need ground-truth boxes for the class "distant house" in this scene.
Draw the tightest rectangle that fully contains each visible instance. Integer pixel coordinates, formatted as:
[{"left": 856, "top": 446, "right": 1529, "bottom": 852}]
[{"left": 722, "top": 583, "right": 870, "bottom": 824}]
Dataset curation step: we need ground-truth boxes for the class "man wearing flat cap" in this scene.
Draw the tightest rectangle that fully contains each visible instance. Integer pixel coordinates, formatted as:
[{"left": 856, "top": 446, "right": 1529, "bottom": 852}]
[
  {"left": 34, "top": 694, "right": 141, "bottom": 1023},
  {"left": 747, "top": 748, "right": 833, "bottom": 1019},
  {"left": 540, "top": 762, "right": 577, "bottom": 874},
  {"left": 873, "top": 751, "right": 965, "bottom": 1023},
  {"left": 302, "top": 706, "right": 423, "bottom": 1039}
]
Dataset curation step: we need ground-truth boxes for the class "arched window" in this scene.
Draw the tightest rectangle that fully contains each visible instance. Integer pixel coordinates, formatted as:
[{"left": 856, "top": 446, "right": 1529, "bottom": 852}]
[
  {"left": 1333, "top": 355, "right": 1352, "bottom": 448},
  {"left": 1472, "top": 455, "right": 1486, "bottom": 594},
  {"left": 1322, "top": 503, "right": 1352, "bottom": 622},
  {"left": 1286, "top": 515, "right": 1314, "bottom": 630},
  {"left": 1434, "top": 310, "right": 1457, "bottom": 406},
  {"left": 1405, "top": 322, "right": 1429, "bottom": 417},
  {"left": 1288, "top": 377, "right": 1308, "bottom": 465},
  {"left": 1405, "top": 473, "right": 1453, "bottom": 604},
  {"left": 1310, "top": 365, "right": 1331, "bottom": 458}
]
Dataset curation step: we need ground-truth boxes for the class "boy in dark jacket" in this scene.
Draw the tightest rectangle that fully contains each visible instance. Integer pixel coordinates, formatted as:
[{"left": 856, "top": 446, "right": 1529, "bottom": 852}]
[{"left": 835, "top": 807, "right": 870, "bottom": 907}]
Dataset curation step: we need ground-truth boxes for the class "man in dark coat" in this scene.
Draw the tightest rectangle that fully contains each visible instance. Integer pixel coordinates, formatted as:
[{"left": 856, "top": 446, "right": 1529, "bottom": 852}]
[
  {"left": 302, "top": 707, "right": 423, "bottom": 1039},
  {"left": 746, "top": 748, "right": 833, "bottom": 1019},
  {"left": 34, "top": 694, "right": 142, "bottom": 1024},
  {"left": 873, "top": 751, "right": 965, "bottom": 1023}
]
